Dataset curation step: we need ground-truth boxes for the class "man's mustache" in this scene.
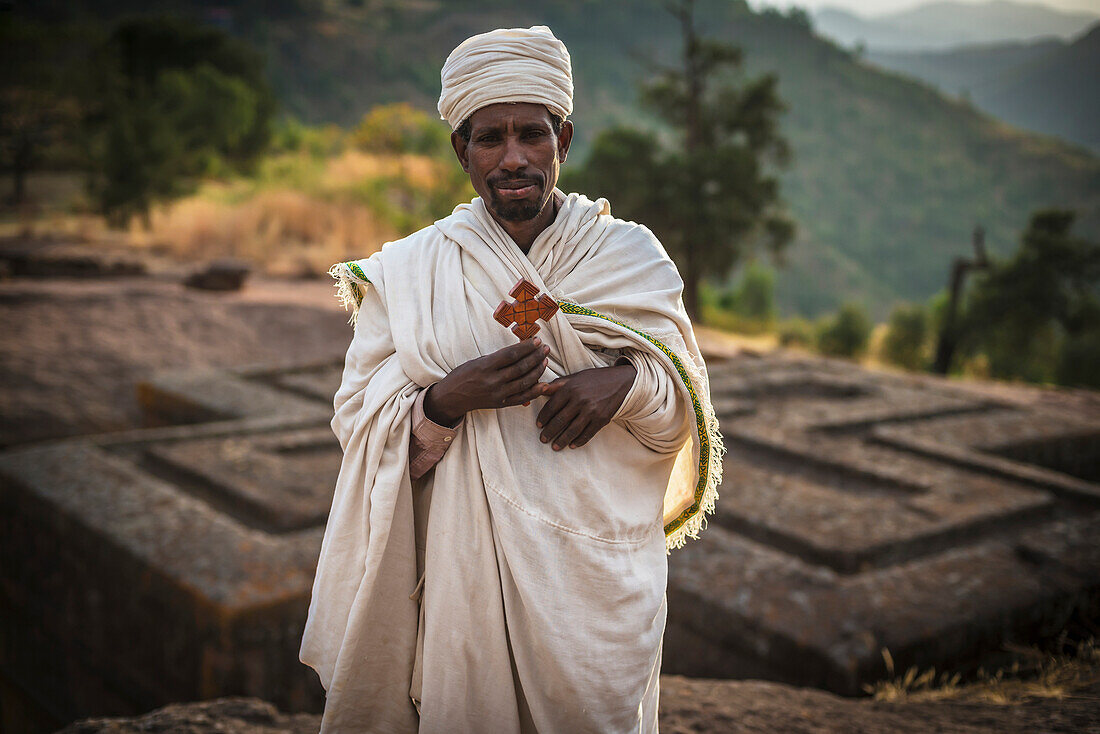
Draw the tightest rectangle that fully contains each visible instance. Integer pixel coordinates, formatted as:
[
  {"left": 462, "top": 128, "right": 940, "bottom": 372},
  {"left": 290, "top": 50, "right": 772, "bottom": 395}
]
[{"left": 488, "top": 173, "right": 544, "bottom": 190}]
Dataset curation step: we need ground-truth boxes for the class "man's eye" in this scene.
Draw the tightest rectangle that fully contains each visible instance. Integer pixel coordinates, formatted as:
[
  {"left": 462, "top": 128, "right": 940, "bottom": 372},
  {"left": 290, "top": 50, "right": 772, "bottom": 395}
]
[{"left": 477, "top": 134, "right": 500, "bottom": 143}]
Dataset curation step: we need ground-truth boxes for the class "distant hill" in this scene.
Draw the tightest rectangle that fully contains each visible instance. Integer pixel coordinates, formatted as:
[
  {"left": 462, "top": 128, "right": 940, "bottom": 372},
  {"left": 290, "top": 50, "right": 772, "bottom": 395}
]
[
  {"left": 867, "top": 36, "right": 1065, "bottom": 96},
  {"left": 868, "top": 23, "right": 1100, "bottom": 154},
  {"left": 814, "top": 0, "right": 1099, "bottom": 51},
  {"left": 16, "top": 0, "right": 1100, "bottom": 318}
]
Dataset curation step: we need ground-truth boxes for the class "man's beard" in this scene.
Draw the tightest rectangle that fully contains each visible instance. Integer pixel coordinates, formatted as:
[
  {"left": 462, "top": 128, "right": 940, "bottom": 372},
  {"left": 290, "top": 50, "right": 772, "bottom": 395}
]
[{"left": 486, "top": 175, "right": 552, "bottom": 223}]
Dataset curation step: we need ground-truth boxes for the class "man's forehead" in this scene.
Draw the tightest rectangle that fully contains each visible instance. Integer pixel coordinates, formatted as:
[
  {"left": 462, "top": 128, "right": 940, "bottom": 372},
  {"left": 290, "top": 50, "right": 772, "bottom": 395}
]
[{"left": 468, "top": 103, "right": 554, "bottom": 131}]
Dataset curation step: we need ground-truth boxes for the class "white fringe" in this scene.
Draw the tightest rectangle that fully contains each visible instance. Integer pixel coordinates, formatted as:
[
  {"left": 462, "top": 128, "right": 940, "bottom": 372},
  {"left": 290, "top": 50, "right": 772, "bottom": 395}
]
[
  {"left": 328, "top": 262, "right": 368, "bottom": 327},
  {"left": 556, "top": 297, "right": 725, "bottom": 553},
  {"left": 663, "top": 348, "right": 726, "bottom": 553}
]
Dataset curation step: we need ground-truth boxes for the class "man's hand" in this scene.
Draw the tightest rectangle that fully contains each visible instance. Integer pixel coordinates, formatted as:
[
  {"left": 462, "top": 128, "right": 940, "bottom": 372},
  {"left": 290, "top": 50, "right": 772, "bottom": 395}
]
[
  {"left": 536, "top": 362, "right": 637, "bottom": 450},
  {"left": 423, "top": 338, "right": 551, "bottom": 426}
]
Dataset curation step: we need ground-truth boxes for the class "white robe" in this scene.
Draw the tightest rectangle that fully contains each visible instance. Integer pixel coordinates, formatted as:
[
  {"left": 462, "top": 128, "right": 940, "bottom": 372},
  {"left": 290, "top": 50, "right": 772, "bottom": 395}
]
[{"left": 300, "top": 191, "right": 723, "bottom": 733}]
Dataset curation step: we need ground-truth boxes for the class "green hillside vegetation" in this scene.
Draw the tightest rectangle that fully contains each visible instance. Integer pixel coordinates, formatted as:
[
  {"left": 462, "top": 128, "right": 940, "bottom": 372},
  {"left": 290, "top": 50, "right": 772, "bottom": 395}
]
[
  {"left": 11, "top": 0, "right": 1100, "bottom": 319},
  {"left": 867, "top": 38, "right": 1064, "bottom": 102},
  {"left": 712, "top": 11, "right": 1099, "bottom": 317},
  {"left": 869, "top": 24, "right": 1100, "bottom": 154},
  {"left": 977, "top": 24, "right": 1100, "bottom": 154}
]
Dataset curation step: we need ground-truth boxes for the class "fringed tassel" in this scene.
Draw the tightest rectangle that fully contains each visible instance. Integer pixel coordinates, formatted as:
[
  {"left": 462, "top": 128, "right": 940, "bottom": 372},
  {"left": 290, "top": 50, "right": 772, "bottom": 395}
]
[
  {"left": 328, "top": 261, "right": 368, "bottom": 327},
  {"left": 555, "top": 297, "right": 725, "bottom": 553},
  {"left": 664, "top": 351, "right": 726, "bottom": 554}
]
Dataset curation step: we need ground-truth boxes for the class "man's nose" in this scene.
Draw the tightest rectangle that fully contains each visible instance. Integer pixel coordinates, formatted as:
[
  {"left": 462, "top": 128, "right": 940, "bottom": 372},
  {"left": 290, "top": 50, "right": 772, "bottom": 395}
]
[{"left": 499, "top": 136, "right": 528, "bottom": 173}]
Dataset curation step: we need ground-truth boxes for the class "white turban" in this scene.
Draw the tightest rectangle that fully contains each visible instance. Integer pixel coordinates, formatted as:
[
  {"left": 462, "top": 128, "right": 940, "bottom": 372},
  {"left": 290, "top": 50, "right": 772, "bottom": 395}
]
[{"left": 437, "top": 25, "right": 573, "bottom": 131}]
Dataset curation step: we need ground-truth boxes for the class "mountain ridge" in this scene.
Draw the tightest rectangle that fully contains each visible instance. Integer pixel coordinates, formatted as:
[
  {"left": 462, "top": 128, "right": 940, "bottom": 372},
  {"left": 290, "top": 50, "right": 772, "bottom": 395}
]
[
  {"left": 868, "top": 21, "right": 1100, "bottom": 153},
  {"left": 814, "top": 0, "right": 1099, "bottom": 51}
]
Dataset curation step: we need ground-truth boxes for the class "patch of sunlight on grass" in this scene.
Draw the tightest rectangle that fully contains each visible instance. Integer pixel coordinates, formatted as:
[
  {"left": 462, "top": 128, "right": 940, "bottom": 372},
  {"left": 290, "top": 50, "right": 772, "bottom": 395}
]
[
  {"left": 109, "top": 148, "right": 473, "bottom": 277},
  {"left": 129, "top": 189, "right": 396, "bottom": 277},
  {"left": 864, "top": 637, "right": 1100, "bottom": 704}
]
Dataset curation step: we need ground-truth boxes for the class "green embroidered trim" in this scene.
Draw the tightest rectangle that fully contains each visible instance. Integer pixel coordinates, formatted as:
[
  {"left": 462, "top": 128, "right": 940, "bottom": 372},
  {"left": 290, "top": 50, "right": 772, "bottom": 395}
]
[
  {"left": 346, "top": 262, "right": 370, "bottom": 307},
  {"left": 328, "top": 260, "right": 373, "bottom": 324},
  {"left": 556, "top": 301, "right": 711, "bottom": 539}
]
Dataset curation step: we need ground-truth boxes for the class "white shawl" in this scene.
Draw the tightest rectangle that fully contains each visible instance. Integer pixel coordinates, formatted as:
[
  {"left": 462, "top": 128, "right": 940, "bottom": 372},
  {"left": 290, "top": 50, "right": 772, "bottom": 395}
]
[{"left": 300, "top": 191, "right": 723, "bottom": 733}]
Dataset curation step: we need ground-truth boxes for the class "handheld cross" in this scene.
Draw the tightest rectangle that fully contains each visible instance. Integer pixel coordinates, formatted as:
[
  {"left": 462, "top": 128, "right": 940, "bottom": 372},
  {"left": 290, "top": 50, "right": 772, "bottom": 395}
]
[{"left": 494, "top": 278, "right": 558, "bottom": 340}]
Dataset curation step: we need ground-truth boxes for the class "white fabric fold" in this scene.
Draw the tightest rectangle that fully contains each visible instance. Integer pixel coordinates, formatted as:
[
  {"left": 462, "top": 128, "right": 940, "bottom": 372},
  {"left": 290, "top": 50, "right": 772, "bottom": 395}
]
[
  {"left": 613, "top": 348, "right": 691, "bottom": 454},
  {"left": 302, "top": 191, "right": 723, "bottom": 732},
  {"left": 438, "top": 25, "right": 573, "bottom": 130}
]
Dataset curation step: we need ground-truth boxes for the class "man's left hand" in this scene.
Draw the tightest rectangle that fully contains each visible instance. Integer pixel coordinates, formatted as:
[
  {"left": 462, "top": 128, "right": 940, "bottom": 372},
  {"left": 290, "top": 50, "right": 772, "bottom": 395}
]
[{"left": 535, "top": 363, "right": 636, "bottom": 450}]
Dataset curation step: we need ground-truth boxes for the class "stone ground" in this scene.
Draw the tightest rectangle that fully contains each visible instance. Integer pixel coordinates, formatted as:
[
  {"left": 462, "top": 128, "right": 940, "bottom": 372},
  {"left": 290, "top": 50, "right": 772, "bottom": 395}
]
[
  {"left": 0, "top": 267, "right": 765, "bottom": 449},
  {"left": 0, "top": 274, "right": 351, "bottom": 447},
  {"left": 59, "top": 677, "right": 1100, "bottom": 734},
  {"left": 6, "top": 244, "right": 1100, "bottom": 730}
]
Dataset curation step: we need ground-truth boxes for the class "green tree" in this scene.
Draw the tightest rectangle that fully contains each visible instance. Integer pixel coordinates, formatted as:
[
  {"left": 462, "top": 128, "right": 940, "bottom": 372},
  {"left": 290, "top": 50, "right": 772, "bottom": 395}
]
[
  {"left": 83, "top": 17, "right": 276, "bottom": 226},
  {"left": 778, "top": 317, "right": 815, "bottom": 348},
  {"left": 571, "top": 0, "right": 795, "bottom": 320},
  {"left": 733, "top": 261, "right": 777, "bottom": 322},
  {"left": 1, "top": 18, "right": 85, "bottom": 204},
  {"left": 1057, "top": 310, "right": 1100, "bottom": 388},
  {"left": 351, "top": 102, "right": 451, "bottom": 156},
  {"left": 881, "top": 302, "right": 929, "bottom": 370},
  {"left": 0, "top": 88, "right": 79, "bottom": 205},
  {"left": 816, "top": 302, "right": 871, "bottom": 358},
  {"left": 270, "top": 118, "right": 345, "bottom": 158},
  {"left": 958, "top": 209, "right": 1100, "bottom": 385}
]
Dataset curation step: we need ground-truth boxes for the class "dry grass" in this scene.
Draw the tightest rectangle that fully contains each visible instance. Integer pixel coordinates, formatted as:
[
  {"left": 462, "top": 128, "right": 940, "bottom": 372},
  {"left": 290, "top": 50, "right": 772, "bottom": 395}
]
[
  {"left": 2, "top": 150, "right": 470, "bottom": 278},
  {"left": 130, "top": 189, "right": 394, "bottom": 277},
  {"left": 864, "top": 637, "right": 1100, "bottom": 704},
  {"left": 323, "top": 150, "right": 442, "bottom": 190},
  {"left": 120, "top": 149, "right": 473, "bottom": 276}
]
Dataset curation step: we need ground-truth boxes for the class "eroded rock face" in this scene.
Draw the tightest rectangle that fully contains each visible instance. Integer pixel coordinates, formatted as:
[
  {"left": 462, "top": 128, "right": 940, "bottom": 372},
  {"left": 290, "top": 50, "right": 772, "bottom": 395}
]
[{"left": 2, "top": 351, "right": 1098, "bottom": 728}]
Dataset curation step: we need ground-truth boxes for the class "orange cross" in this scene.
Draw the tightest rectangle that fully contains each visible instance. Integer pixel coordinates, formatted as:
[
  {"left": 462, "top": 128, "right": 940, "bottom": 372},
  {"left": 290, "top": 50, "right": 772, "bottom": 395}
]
[{"left": 494, "top": 278, "right": 558, "bottom": 340}]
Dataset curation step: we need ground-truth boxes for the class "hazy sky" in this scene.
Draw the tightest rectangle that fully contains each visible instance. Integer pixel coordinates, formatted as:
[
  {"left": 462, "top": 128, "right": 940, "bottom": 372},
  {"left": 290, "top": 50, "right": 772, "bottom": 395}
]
[{"left": 747, "top": 0, "right": 1100, "bottom": 17}]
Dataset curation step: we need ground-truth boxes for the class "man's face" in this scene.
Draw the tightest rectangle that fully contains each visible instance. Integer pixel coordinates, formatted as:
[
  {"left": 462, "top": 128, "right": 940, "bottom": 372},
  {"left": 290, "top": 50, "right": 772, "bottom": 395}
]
[{"left": 451, "top": 102, "right": 573, "bottom": 223}]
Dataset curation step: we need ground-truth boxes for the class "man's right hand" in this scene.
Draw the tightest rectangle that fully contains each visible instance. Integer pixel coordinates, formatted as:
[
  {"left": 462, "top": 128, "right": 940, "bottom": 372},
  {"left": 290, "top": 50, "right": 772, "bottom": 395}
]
[{"left": 422, "top": 338, "right": 551, "bottom": 427}]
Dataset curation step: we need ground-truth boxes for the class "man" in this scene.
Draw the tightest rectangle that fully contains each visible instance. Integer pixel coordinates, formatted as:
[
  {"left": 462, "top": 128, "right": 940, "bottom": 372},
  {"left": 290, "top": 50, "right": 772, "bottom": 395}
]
[{"left": 300, "top": 25, "right": 723, "bottom": 734}]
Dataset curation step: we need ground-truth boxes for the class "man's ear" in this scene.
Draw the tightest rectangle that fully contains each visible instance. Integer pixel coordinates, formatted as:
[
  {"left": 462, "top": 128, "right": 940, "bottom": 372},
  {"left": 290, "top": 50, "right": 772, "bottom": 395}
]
[
  {"left": 450, "top": 131, "right": 470, "bottom": 173},
  {"left": 557, "top": 120, "right": 574, "bottom": 164}
]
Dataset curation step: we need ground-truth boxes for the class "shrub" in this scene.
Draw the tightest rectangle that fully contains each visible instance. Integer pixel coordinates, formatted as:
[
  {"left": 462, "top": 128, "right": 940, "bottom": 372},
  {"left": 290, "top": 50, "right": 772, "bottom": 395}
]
[
  {"left": 881, "top": 302, "right": 929, "bottom": 370},
  {"left": 350, "top": 103, "right": 451, "bottom": 157},
  {"left": 733, "top": 261, "right": 777, "bottom": 322},
  {"left": 778, "top": 317, "right": 815, "bottom": 348},
  {"left": 1057, "top": 323, "right": 1100, "bottom": 388},
  {"left": 816, "top": 302, "right": 871, "bottom": 357}
]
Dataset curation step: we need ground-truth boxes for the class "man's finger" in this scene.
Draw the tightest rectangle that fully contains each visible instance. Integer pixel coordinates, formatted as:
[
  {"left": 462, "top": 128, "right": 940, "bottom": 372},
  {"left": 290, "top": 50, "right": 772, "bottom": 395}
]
[
  {"left": 570, "top": 419, "right": 606, "bottom": 448},
  {"left": 491, "top": 337, "right": 543, "bottom": 367},
  {"left": 535, "top": 381, "right": 570, "bottom": 428},
  {"left": 501, "top": 358, "right": 548, "bottom": 393},
  {"left": 502, "top": 382, "right": 548, "bottom": 407},
  {"left": 502, "top": 375, "right": 549, "bottom": 402},
  {"left": 539, "top": 378, "right": 567, "bottom": 395},
  {"left": 540, "top": 402, "right": 579, "bottom": 445},
  {"left": 554, "top": 415, "right": 589, "bottom": 451},
  {"left": 500, "top": 345, "right": 549, "bottom": 381}
]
